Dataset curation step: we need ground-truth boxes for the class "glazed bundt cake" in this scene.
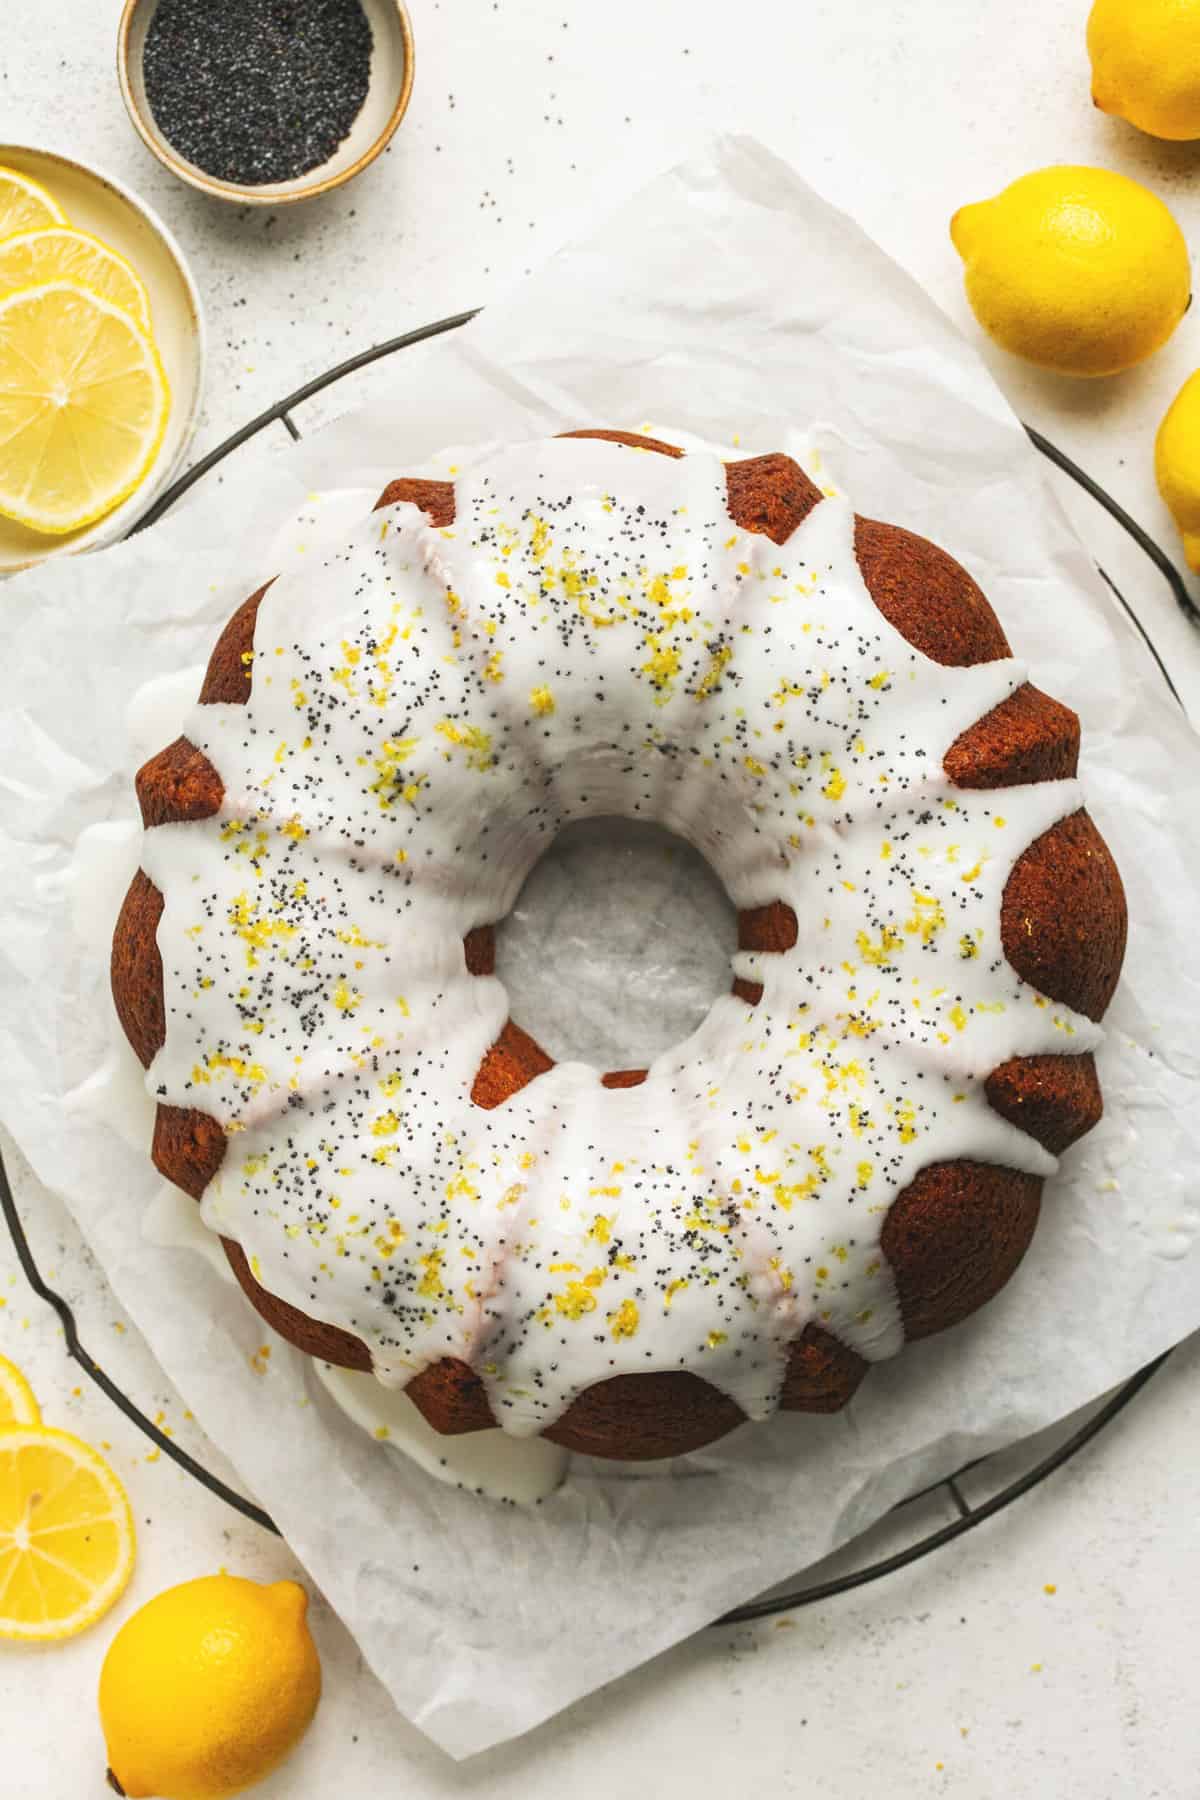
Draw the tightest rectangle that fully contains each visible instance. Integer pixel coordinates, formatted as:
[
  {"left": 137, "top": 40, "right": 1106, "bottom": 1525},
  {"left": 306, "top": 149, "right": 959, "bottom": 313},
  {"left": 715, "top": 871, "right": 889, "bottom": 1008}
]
[{"left": 111, "top": 430, "right": 1126, "bottom": 1461}]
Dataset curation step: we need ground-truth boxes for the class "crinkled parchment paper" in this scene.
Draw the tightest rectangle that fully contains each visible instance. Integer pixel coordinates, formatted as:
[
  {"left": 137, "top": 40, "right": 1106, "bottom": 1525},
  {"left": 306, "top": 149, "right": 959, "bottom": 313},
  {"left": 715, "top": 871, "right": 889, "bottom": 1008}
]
[{"left": 2, "top": 135, "right": 1200, "bottom": 1758}]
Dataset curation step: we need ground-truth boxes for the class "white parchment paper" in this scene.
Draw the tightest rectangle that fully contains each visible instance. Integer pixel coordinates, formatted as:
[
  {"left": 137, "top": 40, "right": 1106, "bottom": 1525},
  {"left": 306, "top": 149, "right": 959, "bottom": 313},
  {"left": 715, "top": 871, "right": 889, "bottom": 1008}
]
[{"left": 2, "top": 135, "right": 1200, "bottom": 1759}]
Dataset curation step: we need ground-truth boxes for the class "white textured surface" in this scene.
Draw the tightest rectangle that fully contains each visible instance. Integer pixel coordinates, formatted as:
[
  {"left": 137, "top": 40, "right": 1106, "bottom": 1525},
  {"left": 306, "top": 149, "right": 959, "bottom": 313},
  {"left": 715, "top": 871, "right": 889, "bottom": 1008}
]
[{"left": 3, "top": 0, "right": 1199, "bottom": 1794}]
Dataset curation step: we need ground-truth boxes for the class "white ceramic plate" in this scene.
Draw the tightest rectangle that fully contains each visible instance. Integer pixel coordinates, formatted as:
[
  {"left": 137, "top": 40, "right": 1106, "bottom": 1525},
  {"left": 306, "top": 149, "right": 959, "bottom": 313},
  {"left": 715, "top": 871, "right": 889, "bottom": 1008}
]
[{"left": 0, "top": 143, "right": 205, "bottom": 574}]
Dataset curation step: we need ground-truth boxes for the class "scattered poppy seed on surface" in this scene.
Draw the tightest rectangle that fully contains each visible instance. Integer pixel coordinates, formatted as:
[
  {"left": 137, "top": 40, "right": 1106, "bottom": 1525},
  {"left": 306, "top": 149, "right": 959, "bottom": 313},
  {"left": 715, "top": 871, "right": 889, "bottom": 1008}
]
[{"left": 143, "top": 0, "right": 373, "bottom": 187}]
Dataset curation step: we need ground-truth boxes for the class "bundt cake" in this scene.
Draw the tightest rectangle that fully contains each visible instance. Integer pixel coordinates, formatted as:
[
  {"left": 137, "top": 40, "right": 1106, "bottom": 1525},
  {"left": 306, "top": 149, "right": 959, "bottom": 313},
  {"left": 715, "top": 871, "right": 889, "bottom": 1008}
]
[{"left": 111, "top": 429, "right": 1126, "bottom": 1462}]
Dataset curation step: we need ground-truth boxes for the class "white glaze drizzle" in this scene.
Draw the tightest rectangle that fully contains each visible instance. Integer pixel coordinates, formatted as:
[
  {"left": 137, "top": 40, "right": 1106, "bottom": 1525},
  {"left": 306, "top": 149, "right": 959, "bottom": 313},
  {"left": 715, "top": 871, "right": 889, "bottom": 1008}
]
[
  {"left": 126, "top": 666, "right": 209, "bottom": 763},
  {"left": 76, "top": 658, "right": 567, "bottom": 1500},
  {"left": 311, "top": 1361, "right": 568, "bottom": 1503},
  {"left": 139, "top": 437, "right": 1100, "bottom": 1438},
  {"left": 143, "top": 1180, "right": 238, "bottom": 1282},
  {"left": 66, "top": 818, "right": 141, "bottom": 959},
  {"left": 63, "top": 819, "right": 157, "bottom": 1150}
]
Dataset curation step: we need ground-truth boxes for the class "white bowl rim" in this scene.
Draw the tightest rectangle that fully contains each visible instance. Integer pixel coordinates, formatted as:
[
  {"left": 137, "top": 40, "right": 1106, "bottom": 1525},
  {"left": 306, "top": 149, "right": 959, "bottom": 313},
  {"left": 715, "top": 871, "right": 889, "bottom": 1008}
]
[{"left": 0, "top": 139, "right": 208, "bottom": 571}]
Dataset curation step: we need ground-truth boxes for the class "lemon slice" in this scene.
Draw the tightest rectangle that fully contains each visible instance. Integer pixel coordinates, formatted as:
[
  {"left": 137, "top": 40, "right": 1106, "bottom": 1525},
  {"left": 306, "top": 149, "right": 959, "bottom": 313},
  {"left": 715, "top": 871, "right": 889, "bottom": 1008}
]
[
  {"left": 0, "top": 280, "right": 170, "bottom": 536},
  {"left": 0, "top": 165, "right": 68, "bottom": 239},
  {"left": 0, "top": 1425, "right": 135, "bottom": 1642},
  {"left": 0, "top": 1356, "right": 40, "bottom": 1427},
  {"left": 0, "top": 229, "right": 151, "bottom": 331}
]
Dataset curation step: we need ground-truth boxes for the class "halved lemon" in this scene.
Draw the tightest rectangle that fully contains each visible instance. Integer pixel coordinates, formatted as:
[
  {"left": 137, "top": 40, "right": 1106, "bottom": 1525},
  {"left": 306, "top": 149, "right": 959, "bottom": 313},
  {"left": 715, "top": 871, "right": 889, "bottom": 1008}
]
[
  {"left": 0, "top": 1425, "right": 135, "bottom": 1642},
  {"left": 0, "top": 165, "right": 68, "bottom": 240},
  {"left": 0, "top": 229, "right": 151, "bottom": 331},
  {"left": 0, "top": 280, "right": 170, "bottom": 535},
  {"left": 0, "top": 1356, "right": 40, "bottom": 1427}
]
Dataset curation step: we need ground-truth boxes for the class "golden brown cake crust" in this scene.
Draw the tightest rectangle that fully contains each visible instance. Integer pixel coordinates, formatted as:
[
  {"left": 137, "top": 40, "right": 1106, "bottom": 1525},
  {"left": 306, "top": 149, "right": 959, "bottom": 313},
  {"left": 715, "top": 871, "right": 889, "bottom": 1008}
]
[
  {"left": 781, "top": 1324, "right": 868, "bottom": 1413},
  {"left": 111, "top": 870, "right": 165, "bottom": 1069},
  {"left": 136, "top": 736, "right": 224, "bottom": 827},
  {"left": 543, "top": 1374, "right": 746, "bottom": 1460},
  {"left": 854, "top": 516, "right": 1011, "bottom": 666},
  {"left": 879, "top": 1162, "right": 1044, "bottom": 1342},
  {"left": 199, "top": 581, "right": 274, "bottom": 705},
  {"left": 153, "top": 1104, "right": 226, "bottom": 1200},
  {"left": 984, "top": 1053, "right": 1103, "bottom": 1156},
  {"left": 1001, "top": 810, "right": 1126, "bottom": 1021},
  {"left": 560, "top": 427, "right": 685, "bottom": 460},
  {"left": 372, "top": 475, "right": 459, "bottom": 525},
  {"left": 110, "top": 428, "right": 1128, "bottom": 1459},
  {"left": 944, "top": 684, "right": 1080, "bottom": 790}
]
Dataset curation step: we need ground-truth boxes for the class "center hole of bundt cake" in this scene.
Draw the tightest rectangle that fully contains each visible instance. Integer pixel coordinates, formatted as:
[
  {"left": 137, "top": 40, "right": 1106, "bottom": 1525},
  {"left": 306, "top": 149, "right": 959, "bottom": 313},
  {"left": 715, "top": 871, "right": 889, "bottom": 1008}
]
[{"left": 493, "top": 818, "right": 736, "bottom": 1070}]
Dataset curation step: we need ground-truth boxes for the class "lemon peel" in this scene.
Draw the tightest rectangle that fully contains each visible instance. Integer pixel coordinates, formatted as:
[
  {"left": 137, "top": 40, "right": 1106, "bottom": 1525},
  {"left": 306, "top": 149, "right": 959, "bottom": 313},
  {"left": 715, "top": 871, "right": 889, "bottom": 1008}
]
[
  {"left": 0, "top": 1353, "right": 40, "bottom": 1426},
  {"left": 1156, "top": 370, "right": 1200, "bottom": 569},
  {"left": 0, "top": 279, "right": 170, "bottom": 534},
  {"left": 0, "top": 164, "right": 67, "bottom": 239},
  {"left": 0, "top": 1424, "right": 135, "bottom": 1642},
  {"left": 0, "top": 227, "right": 152, "bottom": 330}
]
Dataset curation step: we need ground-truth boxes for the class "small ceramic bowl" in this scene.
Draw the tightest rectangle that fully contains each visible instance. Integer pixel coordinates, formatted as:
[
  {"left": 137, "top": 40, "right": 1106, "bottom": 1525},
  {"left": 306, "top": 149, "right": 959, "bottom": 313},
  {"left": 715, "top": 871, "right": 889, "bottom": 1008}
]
[
  {"left": 0, "top": 143, "right": 205, "bottom": 575},
  {"left": 117, "top": 0, "right": 415, "bottom": 206}
]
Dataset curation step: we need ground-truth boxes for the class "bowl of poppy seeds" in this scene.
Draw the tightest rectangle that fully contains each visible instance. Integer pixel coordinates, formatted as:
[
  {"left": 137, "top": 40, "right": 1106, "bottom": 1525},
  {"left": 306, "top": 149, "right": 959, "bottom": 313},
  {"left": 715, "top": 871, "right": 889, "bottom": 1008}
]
[{"left": 118, "top": 0, "right": 414, "bottom": 204}]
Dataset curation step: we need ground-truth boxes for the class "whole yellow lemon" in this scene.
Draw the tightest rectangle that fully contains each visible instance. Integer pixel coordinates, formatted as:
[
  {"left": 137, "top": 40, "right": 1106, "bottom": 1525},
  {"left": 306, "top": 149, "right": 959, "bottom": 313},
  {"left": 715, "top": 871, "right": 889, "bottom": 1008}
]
[
  {"left": 1089, "top": 0, "right": 1200, "bottom": 140},
  {"left": 951, "top": 167, "right": 1190, "bottom": 377},
  {"left": 1156, "top": 370, "right": 1200, "bottom": 568},
  {"left": 99, "top": 1575, "right": 321, "bottom": 1799}
]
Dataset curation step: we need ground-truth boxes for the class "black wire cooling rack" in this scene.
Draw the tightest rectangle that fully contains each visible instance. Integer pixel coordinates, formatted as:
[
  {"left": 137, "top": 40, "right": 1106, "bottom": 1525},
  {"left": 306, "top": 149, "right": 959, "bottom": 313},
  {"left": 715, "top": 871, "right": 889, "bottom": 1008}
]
[{"left": 1, "top": 309, "right": 1194, "bottom": 1627}]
